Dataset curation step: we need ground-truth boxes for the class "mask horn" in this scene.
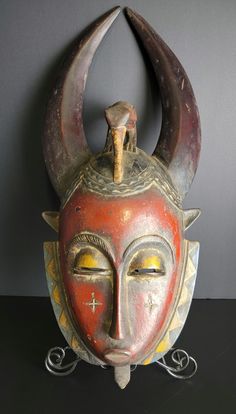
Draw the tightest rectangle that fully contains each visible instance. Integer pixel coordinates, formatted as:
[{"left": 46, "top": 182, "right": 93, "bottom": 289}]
[
  {"left": 126, "top": 8, "right": 201, "bottom": 200},
  {"left": 43, "top": 7, "right": 121, "bottom": 198},
  {"left": 184, "top": 209, "right": 201, "bottom": 230},
  {"left": 42, "top": 211, "right": 59, "bottom": 232}
]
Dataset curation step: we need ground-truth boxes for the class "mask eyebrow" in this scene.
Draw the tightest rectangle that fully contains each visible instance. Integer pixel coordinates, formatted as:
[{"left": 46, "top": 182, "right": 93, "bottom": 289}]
[
  {"left": 67, "top": 232, "right": 114, "bottom": 262},
  {"left": 122, "top": 235, "right": 174, "bottom": 263}
]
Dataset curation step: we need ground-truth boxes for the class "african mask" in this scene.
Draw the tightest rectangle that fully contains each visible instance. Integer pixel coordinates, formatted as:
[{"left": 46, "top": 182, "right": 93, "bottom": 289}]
[{"left": 42, "top": 7, "right": 201, "bottom": 389}]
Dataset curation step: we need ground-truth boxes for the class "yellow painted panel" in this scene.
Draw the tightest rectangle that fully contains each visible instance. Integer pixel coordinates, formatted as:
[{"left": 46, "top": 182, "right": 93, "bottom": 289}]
[
  {"left": 59, "top": 310, "right": 69, "bottom": 330},
  {"left": 169, "top": 312, "right": 182, "bottom": 331},
  {"left": 143, "top": 354, "right": 154, "bottom": 365},
  {"left": 178, "top": 285, "right": 190, "bottom": 307},
  {"left": 156, "top": 335, "right": 170, "bottom": 353},
  {"left": 47, "top": 259, "right": 57, "bottom": 281},
  {"left": 52, "top": 285, "right": 61, "bottom": 305},
  {"left": 71, "top": 335, "right": 81, "bottom": 352}
]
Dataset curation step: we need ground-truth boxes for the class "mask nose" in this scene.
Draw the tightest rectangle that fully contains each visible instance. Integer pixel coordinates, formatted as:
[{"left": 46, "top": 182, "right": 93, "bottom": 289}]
[{"left": 109, "top": 269, "right": 127, "bottom": 340}]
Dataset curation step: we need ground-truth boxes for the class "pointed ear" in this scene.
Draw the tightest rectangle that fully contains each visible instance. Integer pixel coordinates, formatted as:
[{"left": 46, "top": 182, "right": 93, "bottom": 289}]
[
  {"left": 42, "top": 211, "right": 59, "bottom": 232},
  {"left": 184, "top": 209, "right": 201, "bottom": 230}
]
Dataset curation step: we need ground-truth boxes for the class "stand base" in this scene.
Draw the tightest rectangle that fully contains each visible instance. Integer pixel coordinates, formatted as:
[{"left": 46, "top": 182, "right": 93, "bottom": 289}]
[
  {"left": 156, "top": 348, "right": 197, "bottom": 379},
  {"left": 45, "top": 346, "right": 197, "bottom": 380}
]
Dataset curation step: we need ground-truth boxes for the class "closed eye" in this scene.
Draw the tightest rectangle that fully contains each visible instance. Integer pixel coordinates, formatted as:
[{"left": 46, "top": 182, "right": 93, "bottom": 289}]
[
  {"left": 129, "top": 268, "right": 165, "bottom": 276},
  {"left": 73, "top": 267, "right": 111, "bottom": 275}
]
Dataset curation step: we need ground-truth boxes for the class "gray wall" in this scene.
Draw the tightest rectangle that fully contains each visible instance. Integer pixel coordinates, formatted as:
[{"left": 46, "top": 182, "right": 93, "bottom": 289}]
[{"left": 1, "top": 0, "right": 236, "bottom": 297}]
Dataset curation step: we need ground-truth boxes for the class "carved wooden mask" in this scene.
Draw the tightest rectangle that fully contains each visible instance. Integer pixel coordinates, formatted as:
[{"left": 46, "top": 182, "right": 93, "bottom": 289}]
[{"left": 42, "top": 7, "right": 201, "bottom": 389}]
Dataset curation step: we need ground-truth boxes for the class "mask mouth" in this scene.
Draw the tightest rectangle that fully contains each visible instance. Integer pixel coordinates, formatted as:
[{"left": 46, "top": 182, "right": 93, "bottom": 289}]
[{"left": 104, "top": 349, "right": 131, "bottom": 365}]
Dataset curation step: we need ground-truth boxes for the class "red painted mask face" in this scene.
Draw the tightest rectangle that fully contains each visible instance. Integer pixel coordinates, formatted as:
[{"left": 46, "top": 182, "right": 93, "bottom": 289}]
[
  {"left": 42, "top": 8, "right": 201, "bottom": 388},
  {"left": 59, "top": 185, "right": 183, "bottom": 366}
]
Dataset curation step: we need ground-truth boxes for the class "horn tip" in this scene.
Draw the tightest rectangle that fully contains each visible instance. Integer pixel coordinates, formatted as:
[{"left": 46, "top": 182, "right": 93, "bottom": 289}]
[
  {"left": 125, "top": 7, "right": 133, "bottom": 17},
  {"left": 125, "top": 7, "right": 138, "bottom": 20},
  {"left": 110, "top": 6, "right": 122, "bottom": 17}
]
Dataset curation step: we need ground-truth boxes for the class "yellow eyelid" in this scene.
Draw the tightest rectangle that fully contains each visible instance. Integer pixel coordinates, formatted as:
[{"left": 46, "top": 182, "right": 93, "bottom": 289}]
[
  {"left": 73, "top": 249, "right": 112, "bottom": 275},
  {"left": 128, "top": 253, "right": 165, "bottom": 277},
  {"left": 130, "top": 255, "right": 163, "bottom": 271},
  {"left": 142, "top": 256, "right": 162, "bottom": 269},
  {"left": 76, "top": 253, "right": 99, "bottom": 269}
]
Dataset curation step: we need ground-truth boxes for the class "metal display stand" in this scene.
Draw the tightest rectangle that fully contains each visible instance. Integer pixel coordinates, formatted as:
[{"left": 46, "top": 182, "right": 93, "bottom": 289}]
[{"left": 45, "top": 346, "right": 197, "bottom": 380}]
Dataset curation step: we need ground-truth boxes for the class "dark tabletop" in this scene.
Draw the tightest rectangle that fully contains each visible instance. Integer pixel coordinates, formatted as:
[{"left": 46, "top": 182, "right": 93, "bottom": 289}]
[{"left": 0, "top": 297, "right": 235, "bottom": 414}]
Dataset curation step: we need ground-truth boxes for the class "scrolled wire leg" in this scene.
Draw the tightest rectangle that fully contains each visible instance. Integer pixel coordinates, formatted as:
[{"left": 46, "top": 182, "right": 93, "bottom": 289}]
[
  {"left": 45, "top": 346, "right": 81, "bottom": 376},
  {"left": 156, "top": 348, "right": 197, "bottom": 379},
  {"left": 45, "top": 346, "right": 113, "bottom": 375}
]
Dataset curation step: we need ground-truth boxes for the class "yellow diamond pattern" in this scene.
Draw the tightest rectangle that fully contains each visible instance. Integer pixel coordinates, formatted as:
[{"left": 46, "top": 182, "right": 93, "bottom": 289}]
[
  {"left": 52, "top": 285, "right": 61, "bottom": 305},
  {"left": 59, "top": 310, "right": 69, "bottom": 330}
]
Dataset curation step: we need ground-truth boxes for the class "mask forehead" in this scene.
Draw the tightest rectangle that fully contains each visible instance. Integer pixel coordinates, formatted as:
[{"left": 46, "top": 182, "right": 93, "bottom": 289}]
[{"left": 59, "top": 188, "right": 183, "bottom": 262}]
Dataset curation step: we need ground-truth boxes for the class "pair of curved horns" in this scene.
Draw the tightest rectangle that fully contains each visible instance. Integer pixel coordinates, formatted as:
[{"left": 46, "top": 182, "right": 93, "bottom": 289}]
[{"left": 43, "top": 6, "right": 201, "bottom": 200}]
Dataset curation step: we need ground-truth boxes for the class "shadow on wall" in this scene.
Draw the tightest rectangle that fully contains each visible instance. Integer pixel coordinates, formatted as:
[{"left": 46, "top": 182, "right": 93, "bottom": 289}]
[{"left": 0, "top": 44, "right": 64, "bottom": 295}]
